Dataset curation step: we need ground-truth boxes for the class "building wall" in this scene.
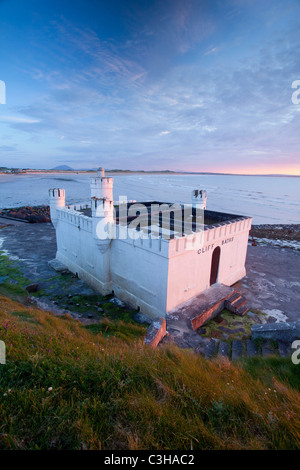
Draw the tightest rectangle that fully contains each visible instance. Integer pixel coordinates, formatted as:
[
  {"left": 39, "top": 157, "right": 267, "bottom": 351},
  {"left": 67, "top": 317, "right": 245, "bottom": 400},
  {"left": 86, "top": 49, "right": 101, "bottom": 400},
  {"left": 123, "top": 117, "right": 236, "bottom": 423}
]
[
  {"left": 55, "top": 208, "right": 112, "bottom": 294},
  {"left": 110, "top": 236, "right": 169, "bottom": 319},
  {"left": 54, "top": 208, "right": 170, "bottom": 319},
  {"left": 53, "top": 206, "right": 252, "bottom": 319},
  {"left": 165, "top": 218, "right": 252, "bottom": 312}
]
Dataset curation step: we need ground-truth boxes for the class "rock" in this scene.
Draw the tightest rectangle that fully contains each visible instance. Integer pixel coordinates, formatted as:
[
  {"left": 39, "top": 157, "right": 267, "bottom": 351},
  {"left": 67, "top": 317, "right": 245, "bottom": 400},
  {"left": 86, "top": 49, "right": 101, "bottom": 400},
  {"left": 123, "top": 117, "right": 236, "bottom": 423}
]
[
  {"left": 25, "top": 283, "right": 39, "bottom": 293},
  {"left": 48, "top": 259, "right": 68, "bottom": 272},
  {"left": 88, "top": 313, "right": 93, "bottom": 318},
  {"left": 109, "top": 297, "right": 125, "bottom": 307},
  {"left": 133, "top": 312, "right": 152, "bottom": 325}
]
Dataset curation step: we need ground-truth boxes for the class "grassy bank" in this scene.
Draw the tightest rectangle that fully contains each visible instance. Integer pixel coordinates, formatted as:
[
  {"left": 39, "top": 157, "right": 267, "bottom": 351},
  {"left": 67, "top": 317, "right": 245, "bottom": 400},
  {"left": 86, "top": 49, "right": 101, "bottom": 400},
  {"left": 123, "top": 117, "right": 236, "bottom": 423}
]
[{"left": 0, "top": 295, "right": 300, "bottom": 450}]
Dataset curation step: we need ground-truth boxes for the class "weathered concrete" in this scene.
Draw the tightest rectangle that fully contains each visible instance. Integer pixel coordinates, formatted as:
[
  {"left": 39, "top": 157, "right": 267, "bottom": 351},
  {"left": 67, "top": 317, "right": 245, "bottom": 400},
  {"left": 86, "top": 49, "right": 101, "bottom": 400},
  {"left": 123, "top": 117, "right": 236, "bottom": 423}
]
[
  {"left": 48, "top": 258, "right": 68, "bottom": 272},
  {"left": 144, "top": 318, "right": 167, "bottom": 348},
  {"left": 0, "top": 223, "right": 96, "bottom": 298},
  {"left": 252, "top": 321, "right": 300, "bottom": 343},
  {"left": 235, "top": 244, "right": 300, "bottom": 321},
  {"left": 167, "top": 283, "right": 235, "bottom": 333}
]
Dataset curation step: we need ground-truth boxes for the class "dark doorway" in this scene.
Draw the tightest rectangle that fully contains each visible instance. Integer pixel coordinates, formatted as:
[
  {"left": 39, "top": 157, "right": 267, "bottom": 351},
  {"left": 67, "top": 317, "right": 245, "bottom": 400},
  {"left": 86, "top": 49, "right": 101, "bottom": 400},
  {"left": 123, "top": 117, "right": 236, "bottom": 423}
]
[{"left": 210, "top": 246, "right": 220, "bottom": 286}]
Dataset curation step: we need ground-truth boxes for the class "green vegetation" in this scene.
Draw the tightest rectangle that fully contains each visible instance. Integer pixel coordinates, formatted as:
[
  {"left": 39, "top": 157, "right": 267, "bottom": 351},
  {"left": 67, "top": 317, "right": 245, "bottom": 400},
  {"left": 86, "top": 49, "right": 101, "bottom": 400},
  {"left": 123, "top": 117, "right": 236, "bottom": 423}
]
[
  {"left": 0, "top": 251, "right": 31, "bottom": 300},
  {"left": 199, "top": 308, "right": 267, "bottom": 341},
  {"left": 0, "top": 295, "right": 300, "bottom": 450}
]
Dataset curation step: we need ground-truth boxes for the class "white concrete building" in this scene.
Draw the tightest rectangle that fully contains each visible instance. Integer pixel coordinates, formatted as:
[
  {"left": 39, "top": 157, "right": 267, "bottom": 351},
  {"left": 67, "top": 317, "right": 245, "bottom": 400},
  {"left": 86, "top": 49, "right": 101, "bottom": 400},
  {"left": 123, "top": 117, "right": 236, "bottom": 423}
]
[{"left": 49, "top": 168, "right": 252, "bottom": 320}]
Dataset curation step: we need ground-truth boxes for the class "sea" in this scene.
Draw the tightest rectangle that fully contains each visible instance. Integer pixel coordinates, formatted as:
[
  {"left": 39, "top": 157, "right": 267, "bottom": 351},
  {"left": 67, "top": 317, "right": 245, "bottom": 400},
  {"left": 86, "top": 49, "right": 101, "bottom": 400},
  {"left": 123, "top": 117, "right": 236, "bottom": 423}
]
[{"left": 0, "top": 173, "right": 299, "bottom": 225}]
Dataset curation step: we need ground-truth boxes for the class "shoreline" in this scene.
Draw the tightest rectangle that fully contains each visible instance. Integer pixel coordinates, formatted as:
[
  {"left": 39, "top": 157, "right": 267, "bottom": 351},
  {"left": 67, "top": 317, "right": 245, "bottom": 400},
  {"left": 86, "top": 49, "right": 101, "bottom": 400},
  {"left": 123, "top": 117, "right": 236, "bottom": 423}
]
[{"left": 1, "top": 170, "right": 299, "bottom": 177}]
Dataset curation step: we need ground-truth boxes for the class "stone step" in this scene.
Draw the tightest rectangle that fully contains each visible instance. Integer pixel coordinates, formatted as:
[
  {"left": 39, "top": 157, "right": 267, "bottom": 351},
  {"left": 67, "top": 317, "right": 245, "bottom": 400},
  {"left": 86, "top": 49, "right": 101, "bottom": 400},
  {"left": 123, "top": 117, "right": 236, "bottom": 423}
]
[
  {"left": 225, "top": 292, "right": 242, "bottom": 308},
  {"left": 218, "top": 341, "right": 230, "bottom": 358},
  {"left": 277, "top": 340, "right": 292, "bottom": 358},
  {"left": 232, "top": 296, "right": 247, "bottom": 311},
  {"left": 205, "top": 339, "right": 219, "bottom": 359},
  {"left": 235, "top": 304, "right": 249, "bottom": 317},
  {"left": 231, "top": 340, "right": 244, "bottom": 361},
  {"left": 246, "top": 339, "right": 259, "bottom": 357},
  {"left": 261, "top": 340, "right": 277, "bottom": 358},
  {"left": 197, "top": 337, "right": 293, "bottom": 362},
  {"left": 225, "top": 290, "right": 248, "bottom": 316}
]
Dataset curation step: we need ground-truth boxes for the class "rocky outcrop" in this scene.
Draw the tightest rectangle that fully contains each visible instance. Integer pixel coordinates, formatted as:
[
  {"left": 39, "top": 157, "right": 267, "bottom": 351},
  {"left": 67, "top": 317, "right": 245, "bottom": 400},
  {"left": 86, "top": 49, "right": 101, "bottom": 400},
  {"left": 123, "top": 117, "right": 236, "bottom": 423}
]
[{"left": 0, "top": 206, "right": 51, "bottom": 223}]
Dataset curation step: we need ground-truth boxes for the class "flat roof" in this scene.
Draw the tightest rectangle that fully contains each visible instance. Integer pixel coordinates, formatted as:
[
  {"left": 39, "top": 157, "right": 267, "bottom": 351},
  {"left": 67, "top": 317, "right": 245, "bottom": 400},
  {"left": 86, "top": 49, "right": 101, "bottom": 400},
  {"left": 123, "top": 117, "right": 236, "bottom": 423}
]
[{"left": 77, "top": 201, "right": 250, "bottom": 238}]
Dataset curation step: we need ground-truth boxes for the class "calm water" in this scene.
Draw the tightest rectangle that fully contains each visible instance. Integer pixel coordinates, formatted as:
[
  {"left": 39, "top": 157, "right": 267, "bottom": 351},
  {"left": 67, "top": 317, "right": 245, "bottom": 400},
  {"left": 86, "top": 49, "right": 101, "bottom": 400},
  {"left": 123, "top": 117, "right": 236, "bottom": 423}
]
[{"left": 0, "top": 173, "right": 299, "bottom": 224}]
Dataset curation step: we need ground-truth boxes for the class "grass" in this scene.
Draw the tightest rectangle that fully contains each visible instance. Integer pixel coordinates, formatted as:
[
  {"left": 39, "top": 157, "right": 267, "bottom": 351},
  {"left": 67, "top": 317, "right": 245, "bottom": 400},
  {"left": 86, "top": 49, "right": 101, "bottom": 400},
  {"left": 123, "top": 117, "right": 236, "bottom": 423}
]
[
  {"left": 1, "top": 295, "right": 300, "bottom": 449},
  {"left": 0, "top": 251, "right": 31, "bottom": 300}
]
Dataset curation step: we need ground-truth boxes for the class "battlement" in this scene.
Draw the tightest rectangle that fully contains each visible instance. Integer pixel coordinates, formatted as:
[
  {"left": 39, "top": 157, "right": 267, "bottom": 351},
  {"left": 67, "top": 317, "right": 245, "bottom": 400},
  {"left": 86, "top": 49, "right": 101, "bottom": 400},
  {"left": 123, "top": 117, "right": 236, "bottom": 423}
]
[
  {"left": 57, "top": 207, "right": 92, "bottom": 232},
  {"left": 49, "top": 188, "right": 66, "bottom": 228},
  {"left": 192, "top": 189, "right": 207, "bottom": 209},
  {"left": 49, "top": 188, "right": 65, "bottom": 199},
  {"left": 91, "top": 197, "right": 114, "bottom": 219},
  {"left": 90, "top": 167, "right": 113, "bottom": 200}
]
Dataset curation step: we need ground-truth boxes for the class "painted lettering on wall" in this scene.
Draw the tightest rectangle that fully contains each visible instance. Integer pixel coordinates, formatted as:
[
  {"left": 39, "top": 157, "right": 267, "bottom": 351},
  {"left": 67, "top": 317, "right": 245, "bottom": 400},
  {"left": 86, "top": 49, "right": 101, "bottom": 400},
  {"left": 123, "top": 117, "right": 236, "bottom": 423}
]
[
  {"left": 197, "top": 244, "right": 214, "bottom": 254},
  {"left": 222, "top": 237, "right": 234, "bottom": 245},
  {"left": 197, "top": 237, "right": 234, "bottom": 254}
]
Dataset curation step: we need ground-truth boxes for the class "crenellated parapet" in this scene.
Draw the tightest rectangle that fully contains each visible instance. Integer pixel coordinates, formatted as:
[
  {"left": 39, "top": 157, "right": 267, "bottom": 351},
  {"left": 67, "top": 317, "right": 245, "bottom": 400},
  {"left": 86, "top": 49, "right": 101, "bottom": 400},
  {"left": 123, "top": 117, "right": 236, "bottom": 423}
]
[
  {"left": 48, "top": 188, "right": 65, "bottom": 228},
  {"left": 192, "top": 189, "right": 207, "bottom": 210},
  {"left": 90, "top": 167, "right": 113, "bottom": 201}
]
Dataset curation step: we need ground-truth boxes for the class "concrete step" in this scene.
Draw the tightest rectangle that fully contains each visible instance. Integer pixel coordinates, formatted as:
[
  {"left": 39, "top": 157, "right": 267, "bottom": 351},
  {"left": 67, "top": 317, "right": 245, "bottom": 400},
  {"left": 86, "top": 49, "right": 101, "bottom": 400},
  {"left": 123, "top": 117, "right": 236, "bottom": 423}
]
[
  {"left": 225, "top": 292, "right": 242, "bottom": 308},
  {"left": 236, "top": 304, "right": 249, "bottom": 317},
  {"left": 225, "top": 290, "right": 248, "bottom": 316},
  {"left": 233, "top": 296, "right": 247, "bottom": 311}
]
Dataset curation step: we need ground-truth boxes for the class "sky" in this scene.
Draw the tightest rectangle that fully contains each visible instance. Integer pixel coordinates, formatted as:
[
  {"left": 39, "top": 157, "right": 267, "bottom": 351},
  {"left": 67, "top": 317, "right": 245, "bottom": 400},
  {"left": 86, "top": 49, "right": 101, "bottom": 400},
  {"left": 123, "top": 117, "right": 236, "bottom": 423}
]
[{"left": 0, "top": 0, "right": 299, "bottom": 174}]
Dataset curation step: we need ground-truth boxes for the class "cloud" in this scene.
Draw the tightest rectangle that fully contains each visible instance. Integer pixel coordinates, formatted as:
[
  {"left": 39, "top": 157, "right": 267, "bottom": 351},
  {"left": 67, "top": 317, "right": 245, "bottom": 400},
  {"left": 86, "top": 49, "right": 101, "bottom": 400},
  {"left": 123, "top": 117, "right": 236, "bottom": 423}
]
[
  {"left": 159, "top": 131, "right": 170, "bottom": 135},
  {"left": 204, "top": 47, "right": 218, "bottom": 56},
  {"left": 2, "top": 1, "right": 300, "bottom": 172},
  {"left": 0, "top": 116, "right": 40, "bottom": 123}
]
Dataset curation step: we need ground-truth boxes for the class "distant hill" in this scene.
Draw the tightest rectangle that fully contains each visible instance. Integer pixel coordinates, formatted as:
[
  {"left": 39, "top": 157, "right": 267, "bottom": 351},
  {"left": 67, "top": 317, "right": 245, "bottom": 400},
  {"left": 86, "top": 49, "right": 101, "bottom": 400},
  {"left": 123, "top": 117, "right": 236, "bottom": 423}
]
[{"left": 52, "top": 165, "right": 74, "bottom": 171}]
